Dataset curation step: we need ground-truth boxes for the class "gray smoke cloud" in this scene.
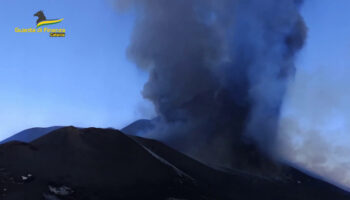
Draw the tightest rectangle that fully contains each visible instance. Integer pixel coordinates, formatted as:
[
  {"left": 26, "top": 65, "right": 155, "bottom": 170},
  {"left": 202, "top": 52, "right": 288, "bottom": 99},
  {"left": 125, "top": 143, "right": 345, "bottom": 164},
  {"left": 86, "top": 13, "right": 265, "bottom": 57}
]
[
  {"left": 120, "top": 0, "right": 307, "bottom": 169},
  {"left": 278, "top": 66, "right": 350, "bottom": 189}
]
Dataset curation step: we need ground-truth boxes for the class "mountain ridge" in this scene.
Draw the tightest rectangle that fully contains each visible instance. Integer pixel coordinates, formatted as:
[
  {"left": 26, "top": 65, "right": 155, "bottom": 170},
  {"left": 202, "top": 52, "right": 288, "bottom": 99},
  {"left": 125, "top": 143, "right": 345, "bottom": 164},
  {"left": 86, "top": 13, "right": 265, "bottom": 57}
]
[{"left": 0, "top": 126, "right": 62, "bottom": 144}]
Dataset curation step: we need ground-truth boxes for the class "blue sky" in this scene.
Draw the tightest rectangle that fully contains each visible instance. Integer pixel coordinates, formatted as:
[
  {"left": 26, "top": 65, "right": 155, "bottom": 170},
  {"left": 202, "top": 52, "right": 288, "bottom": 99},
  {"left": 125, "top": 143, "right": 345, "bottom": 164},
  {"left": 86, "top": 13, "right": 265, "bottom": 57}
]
[{"left": 0, "top": 0, "right": 154, "bottom": 139}]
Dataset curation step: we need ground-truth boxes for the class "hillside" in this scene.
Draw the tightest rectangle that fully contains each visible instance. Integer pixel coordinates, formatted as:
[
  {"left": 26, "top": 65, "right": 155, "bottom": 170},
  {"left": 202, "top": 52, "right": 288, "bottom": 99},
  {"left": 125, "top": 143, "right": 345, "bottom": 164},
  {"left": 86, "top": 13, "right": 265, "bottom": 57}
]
[{"left": 0, "top": 127, "right": 348, "bottom": 199}]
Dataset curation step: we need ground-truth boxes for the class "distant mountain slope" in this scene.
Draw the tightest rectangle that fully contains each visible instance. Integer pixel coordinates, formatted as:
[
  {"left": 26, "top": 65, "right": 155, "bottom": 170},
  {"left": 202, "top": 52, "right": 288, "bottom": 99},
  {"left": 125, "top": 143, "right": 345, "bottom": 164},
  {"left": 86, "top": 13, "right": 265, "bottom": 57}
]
[
  {"left": 0, "top": 127, "right": 348, "bottom": 199},
  {"left": 121, "top": 119, "right": 155, "bottom": 136},
  {"left": 0, "top": 126, "right": 62, "bottom": 144},
  {"left": 0, "top": 118, "right": 154, "bottom": 146}
]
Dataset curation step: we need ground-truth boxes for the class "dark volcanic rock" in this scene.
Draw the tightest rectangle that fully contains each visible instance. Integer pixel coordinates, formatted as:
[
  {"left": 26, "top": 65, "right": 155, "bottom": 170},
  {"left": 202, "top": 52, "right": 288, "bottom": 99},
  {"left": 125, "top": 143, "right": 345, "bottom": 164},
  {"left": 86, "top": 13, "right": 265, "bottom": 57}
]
[
  {"left": 132, "top": 136, "right": 350, "bottom": 200},
  {"left": 0, "top": 127, "right": 197, "bottom": 199},
  {"left": 0, "top": 127, "right": 348, "bottom": 199}
]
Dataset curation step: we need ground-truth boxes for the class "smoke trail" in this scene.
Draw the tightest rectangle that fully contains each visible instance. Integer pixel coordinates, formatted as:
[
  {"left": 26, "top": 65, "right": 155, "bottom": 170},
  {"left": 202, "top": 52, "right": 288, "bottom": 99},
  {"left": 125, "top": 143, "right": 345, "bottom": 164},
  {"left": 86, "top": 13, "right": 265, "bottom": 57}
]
[{"left": 121, "top": 0, "right": 306, "bottom": 170}]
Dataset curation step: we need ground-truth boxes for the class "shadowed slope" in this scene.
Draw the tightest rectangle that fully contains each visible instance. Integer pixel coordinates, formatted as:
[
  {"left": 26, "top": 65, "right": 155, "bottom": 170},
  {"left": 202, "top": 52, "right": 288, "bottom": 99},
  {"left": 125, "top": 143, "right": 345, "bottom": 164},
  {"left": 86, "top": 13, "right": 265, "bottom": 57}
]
[
  {"left": 0, "top": 127, "right": 348, "bottom": 199},
  {"left": 132, "top": 136, "right": 350, "bottom": 200},
  {"left": 0, "top": 127, "right": 198, "bottom": 200}
]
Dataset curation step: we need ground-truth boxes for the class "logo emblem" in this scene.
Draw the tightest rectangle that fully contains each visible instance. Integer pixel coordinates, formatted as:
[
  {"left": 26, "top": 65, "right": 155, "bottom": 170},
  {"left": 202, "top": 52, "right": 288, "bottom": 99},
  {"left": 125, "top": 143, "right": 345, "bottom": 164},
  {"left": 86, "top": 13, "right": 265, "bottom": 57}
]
[{"left": 34, "top": 10, "right": 64, "bottom": 28}]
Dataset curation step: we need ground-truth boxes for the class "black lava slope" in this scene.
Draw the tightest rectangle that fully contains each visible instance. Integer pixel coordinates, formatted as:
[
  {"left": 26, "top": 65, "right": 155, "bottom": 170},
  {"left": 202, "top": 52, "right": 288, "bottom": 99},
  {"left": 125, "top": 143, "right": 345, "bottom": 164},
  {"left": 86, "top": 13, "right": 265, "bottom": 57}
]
[{"left": 0, "top": 127, "right": 348, "bottom": 200}]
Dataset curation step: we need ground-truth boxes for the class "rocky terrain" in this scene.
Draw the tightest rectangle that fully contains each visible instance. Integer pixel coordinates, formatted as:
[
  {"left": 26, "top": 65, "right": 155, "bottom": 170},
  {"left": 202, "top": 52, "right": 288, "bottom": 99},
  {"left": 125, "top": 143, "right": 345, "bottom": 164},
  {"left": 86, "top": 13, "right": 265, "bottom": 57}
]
[{"left": 0, "top": 127, "right": 348, "bottom": 199}]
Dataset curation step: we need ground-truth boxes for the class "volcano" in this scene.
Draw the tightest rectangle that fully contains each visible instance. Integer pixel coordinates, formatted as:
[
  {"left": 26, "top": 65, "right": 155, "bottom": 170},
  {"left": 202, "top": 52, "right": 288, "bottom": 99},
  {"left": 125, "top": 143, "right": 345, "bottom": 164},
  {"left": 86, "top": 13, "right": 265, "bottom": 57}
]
[{"left": 0, "top": 127, "right": 348, "bottom": 199}]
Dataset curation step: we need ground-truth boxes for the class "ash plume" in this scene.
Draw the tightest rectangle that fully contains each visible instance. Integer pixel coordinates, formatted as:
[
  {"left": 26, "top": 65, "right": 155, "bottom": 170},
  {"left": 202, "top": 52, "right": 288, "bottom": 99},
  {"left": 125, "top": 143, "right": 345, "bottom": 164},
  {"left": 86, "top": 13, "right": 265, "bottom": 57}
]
[{"left": 120, "top": 0, "right": 307, "bottom": 169}]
